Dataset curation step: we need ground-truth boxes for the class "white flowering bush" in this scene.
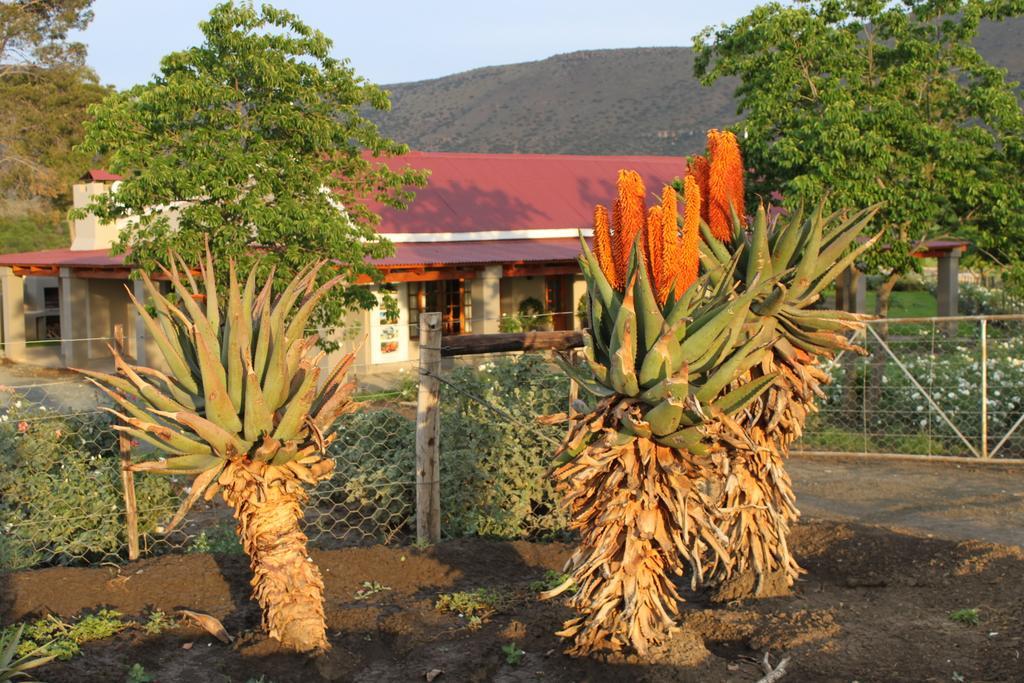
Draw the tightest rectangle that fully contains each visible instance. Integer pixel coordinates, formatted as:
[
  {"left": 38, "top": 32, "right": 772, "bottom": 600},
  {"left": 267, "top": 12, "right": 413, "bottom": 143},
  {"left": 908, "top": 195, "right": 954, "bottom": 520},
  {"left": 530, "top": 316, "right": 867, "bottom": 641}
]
[
  {"left": 954, "top": 283, "right": 1024, "bottom": 316},
  {"left": 807, "top": 322, "right": 1024, "bottom": 457}
]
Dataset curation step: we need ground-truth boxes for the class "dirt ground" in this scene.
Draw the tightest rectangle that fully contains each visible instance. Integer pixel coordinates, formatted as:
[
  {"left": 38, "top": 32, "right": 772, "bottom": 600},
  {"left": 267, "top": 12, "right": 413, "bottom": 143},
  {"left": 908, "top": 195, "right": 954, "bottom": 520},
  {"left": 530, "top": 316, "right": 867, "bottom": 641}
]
[{"left": 2, "top": 455, "right": 1023, "bottom": 683}]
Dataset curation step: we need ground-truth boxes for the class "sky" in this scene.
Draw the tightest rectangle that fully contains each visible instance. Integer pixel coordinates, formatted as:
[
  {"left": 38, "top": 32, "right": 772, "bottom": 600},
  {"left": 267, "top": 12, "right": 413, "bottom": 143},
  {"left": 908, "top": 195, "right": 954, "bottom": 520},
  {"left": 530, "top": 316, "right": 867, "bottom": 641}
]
[{"left": 73, "top": 0, "right": 766, "bottom": 90}]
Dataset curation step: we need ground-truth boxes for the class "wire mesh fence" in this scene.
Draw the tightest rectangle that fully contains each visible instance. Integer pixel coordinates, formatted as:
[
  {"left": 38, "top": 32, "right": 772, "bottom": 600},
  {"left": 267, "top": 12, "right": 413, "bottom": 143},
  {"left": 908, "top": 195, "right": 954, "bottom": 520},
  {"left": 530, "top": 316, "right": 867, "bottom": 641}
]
[
  {"left": 3, "top": 314, "right": 1020, "bottom": 573},
  {"left": 795, "top": 316, "right": 1024, "bottom": 459},
  {"left": 0, "top": 379, "right": 422, "bottom": 573}
]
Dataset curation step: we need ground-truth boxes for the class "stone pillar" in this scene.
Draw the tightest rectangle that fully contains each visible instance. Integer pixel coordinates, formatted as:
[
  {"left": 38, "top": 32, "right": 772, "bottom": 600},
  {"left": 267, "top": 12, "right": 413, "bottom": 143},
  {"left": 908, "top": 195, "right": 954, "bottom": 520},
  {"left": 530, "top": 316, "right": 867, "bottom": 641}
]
[
  {"left": 571, "top": 275, "right": 588, "bottom": 329},
  {"left": 0, "top": 267, "right": 26, "bottom": 362},
  {"left": 470, "top": 265, "right": 502, "bottom": 334},
  {"left": 59, "top": 268, "right": 89, "bottom": 367},
  {"left": 835, "top": 266, "right": 866, "bottom": 314},
  {"left": 937, "top": 250, "right": 961, "bottom": 318}
]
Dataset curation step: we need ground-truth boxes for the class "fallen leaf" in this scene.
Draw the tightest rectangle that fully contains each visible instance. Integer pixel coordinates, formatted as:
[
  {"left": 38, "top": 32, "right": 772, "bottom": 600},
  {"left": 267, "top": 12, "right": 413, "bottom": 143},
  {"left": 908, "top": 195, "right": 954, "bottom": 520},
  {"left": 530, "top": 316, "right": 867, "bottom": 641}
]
[
  {"left": 178, "top": 610, "right": 233, "bottom": 643},
  {"left": 181, "top": 642, "right": 193, "bottom": 650},
  {"left": 425, "top": 669, "right": 443, "bottom": 681}
]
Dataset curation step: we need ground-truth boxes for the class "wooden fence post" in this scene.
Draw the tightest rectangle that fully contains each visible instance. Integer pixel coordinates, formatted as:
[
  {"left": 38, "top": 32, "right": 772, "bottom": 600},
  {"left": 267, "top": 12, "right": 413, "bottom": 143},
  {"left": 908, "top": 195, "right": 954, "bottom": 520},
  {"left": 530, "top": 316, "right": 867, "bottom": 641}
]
[
  {"left": 114, "top": 324, "right": 140, "bottom": 561},
  {"left": 415, "top": 312, "right": 442, "bottom": 544},
  {"left": 567, "top": 349, "right": 579, "bottom": 435}
]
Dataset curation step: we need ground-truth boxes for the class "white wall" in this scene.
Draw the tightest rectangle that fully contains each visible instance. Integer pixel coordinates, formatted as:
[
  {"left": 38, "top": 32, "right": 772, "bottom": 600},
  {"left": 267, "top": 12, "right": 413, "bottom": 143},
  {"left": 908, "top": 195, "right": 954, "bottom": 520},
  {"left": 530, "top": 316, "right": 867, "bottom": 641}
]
[{"left": 70, "top": 182, "right": 132, "bottom": 251}]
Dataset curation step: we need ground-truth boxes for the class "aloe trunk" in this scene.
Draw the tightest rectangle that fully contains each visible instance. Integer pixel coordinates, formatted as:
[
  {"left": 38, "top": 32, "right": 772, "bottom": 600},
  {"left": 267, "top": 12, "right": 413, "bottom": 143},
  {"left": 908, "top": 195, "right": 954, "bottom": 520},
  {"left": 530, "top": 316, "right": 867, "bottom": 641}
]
[{"left": 222, "top": 460, "right": 328, "bottom": 650}]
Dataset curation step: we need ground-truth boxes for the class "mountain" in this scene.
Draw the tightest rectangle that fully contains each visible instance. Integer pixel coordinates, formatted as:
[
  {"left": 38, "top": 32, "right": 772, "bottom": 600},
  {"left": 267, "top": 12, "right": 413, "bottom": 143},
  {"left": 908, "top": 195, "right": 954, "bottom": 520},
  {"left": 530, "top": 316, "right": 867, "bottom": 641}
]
[{"left": 371, "top": 17, "right": 1023, "bottom": 157}]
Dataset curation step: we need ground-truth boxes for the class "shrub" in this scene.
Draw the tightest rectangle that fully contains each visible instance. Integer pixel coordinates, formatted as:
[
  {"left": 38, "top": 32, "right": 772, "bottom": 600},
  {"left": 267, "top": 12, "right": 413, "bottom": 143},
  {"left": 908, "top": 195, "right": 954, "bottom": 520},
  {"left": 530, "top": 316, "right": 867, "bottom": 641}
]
[
  {"left": 327, "top": 354, "right": 571, "bottom": 540},
  {"left": 955, "top": 282, "right": 1024, "bottom": 316},
  {"left": 440, "top": 354, "right": 569, "bottom": 538},
  {"left": 0, "top": 401, "right": 177, "bottom": 570},
  {"left": 815, "top": 330, "right": 1024, "bottom": 457}
]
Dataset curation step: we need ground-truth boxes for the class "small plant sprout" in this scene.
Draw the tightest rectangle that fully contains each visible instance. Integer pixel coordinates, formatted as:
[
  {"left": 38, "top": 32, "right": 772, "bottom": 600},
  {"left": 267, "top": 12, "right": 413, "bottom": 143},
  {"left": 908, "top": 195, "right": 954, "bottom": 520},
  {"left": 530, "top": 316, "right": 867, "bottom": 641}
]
[
  {"left": 529, "top": 570, "right": 576, "bottom": 595},
  {"left": 143, "top": 610, "right": 178, "bottom": 635},
  {"left": 949, "top": 608, "right": 981, "bottom": 626},
  {"left": 126, "top": 663, "right": 155, "bottom": 683},
  {"left": 435, "top": 588, "right": 509, "bottom": 621},
  {"left": 502, "top": 642, "right": 525, "bottom": 666},
  {"left": 353, "top": 581, "right": 392, "bottom": 601}
]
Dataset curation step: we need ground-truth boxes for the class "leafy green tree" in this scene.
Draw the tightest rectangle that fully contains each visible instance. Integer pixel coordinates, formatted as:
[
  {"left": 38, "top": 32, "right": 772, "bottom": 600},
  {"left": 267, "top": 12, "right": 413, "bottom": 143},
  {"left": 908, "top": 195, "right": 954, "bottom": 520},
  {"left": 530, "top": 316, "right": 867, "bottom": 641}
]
[
  {"left": 694, "top": 0, "right": 1024, "bottom": 315},
  {"left": 76, "top": 1, "right": 426, "bottom": 327},
  {"left": 0, "top": 0, "right": 109, "bottom": 201}
]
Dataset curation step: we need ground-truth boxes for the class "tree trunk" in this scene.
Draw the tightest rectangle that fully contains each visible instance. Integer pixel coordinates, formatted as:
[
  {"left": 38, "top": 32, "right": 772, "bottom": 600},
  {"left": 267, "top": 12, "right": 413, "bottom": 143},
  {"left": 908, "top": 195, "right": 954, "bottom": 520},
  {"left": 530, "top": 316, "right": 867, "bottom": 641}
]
[{"left": 220, "top": 461, "right": 329, "bottom": 652}]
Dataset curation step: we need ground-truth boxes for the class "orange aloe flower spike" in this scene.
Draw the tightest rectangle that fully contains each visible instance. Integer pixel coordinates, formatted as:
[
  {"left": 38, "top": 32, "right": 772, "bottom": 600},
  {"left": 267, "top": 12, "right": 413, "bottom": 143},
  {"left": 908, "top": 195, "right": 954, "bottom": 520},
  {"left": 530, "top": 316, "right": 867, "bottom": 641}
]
[
  {"left": 655, "top": 185, "right": 679, "bottom": 305},
  {"left": 707, "top": 129, "right": 746, "bottom": 242},
  {"left": 612, "top": 170, "right": 646, "bottom": 285},
  {"left": 688, "top": 154, "right": 711, "bottom": 228},
  {"left": 592, "top": 204, "right": 620, "bottom": 290},
  {"left": 674, "top": 175, "right": 702, "bottom": 297},
  {"left": 645, "top": 203, "right": 664, "bottom": 294}
]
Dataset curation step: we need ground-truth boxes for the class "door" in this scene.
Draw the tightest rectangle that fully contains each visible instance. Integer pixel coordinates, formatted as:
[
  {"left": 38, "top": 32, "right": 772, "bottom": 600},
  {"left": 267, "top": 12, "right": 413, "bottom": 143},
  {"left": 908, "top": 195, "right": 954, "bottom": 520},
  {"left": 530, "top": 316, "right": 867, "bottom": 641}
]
[{"left": 545, "top": 275, "right": 573, "bottom": 331}]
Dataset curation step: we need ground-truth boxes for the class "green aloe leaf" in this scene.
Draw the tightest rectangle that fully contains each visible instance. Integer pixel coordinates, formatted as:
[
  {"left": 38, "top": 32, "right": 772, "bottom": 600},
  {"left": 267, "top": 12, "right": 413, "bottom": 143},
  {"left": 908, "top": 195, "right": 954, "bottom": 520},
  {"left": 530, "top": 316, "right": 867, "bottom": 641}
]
[
  {"left": 711, "top": 371, "right": 780, "bottom": 415},
  {"left": 655, "top": 426, "right": 707, "bottom": 455},
  {"left": 555, "top": 355, "right": 615, "bottom": 397},
  {"left": 629, "top": 240, "right": 664, "bottom": 357},
  {"left": 694, "top": 323, "right": 776, "bottom": 403},
  {"left": 769, "top": 202, "right": 804, "bottom": 272},
  {"left": 644, "top": 399, "right": 684, "bottom": 436},
  {"left": 129, "top": 453, "right": 223, "bottom": 474},
  {"left": 746, "top": 204, "right": 770, "bottom": 283}
]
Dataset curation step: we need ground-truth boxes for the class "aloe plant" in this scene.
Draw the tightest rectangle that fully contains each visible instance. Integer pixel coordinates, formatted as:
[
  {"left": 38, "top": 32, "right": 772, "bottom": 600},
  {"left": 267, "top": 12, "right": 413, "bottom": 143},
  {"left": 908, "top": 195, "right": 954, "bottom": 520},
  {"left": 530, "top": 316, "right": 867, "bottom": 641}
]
[
  {"left": 547, "top": 129, "right": 879, "bottom": 655},
  {"left": 0, "top": 625, "right": 55, "bottom": 682},
  {"left": 78, "top": 250, "right": 356, "bottom": 652}
]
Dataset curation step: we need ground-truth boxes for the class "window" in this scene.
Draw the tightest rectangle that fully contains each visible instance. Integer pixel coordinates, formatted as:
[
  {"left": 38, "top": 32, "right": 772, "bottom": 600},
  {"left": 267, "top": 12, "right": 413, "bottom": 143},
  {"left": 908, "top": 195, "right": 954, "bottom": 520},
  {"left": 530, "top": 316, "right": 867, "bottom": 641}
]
[
  {"left": 43, "top": 287, "right": 58, "bottom": 310},
  {"left": 38, "top": 315, "right": 60, "bottom": 339}
]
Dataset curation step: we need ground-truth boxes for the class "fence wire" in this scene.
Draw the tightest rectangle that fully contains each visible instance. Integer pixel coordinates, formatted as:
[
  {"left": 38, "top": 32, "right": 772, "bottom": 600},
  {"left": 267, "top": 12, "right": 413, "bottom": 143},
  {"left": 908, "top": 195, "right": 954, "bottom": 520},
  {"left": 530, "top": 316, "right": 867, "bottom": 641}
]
[
  {"left": 4, "top": 314, "right": 1020, "bottom": 573},
  {"left": 0, "top": 380, "right": 419, "bottom": 573},
  {"left": 797, "top": 316, "right": 1024, "bottom": 459}
]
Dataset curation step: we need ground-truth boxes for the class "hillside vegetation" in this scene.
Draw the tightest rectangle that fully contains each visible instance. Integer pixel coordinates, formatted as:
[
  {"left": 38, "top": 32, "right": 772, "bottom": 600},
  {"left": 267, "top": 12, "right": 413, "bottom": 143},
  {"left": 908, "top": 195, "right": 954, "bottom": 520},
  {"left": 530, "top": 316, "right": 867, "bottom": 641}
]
[{"left": 372, "top": 17, "right": 1023, "bottom": 156}]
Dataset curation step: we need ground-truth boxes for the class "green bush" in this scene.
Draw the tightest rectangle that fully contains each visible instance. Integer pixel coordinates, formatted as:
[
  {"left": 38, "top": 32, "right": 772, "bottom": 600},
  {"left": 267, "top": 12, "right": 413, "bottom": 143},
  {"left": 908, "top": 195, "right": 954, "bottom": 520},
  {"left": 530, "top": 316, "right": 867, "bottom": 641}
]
[
  {"left": 327, "top": 354, "right": 571, "bottom": 540},
  {"left": 439, "top": 354, "right": 569, "bottom": 538},
  {"left": 0, "top": 402, "right": 177, "bottom": 570}
]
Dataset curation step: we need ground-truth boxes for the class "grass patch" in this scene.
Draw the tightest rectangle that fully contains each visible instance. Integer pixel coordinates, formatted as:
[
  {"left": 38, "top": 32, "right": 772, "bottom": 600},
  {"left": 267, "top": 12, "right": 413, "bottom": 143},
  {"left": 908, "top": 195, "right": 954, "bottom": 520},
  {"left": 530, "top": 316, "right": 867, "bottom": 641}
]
[
  {"left": 5, "top": 609, "right": 128, "bottom": 661},
  {"left": 949, "top": 608, "right": 981, "bottom": 626},
  {"left": 435, "top": 587, "right": 511, "bottom": 623}
]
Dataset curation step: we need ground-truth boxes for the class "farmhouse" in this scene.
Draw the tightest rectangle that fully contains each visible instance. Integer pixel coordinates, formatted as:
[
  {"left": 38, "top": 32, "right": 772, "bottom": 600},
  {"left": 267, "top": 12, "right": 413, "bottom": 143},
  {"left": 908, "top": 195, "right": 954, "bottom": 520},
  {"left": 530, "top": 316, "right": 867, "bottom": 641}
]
[{"left": 0, "top": 152, "right": 688, "bottom": 373}]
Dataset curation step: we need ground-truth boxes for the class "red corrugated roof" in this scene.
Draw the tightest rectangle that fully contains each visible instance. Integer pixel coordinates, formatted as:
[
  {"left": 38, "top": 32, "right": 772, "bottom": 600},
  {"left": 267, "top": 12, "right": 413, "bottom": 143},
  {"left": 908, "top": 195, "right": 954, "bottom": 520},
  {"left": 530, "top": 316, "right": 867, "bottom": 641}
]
[
  {"left": 82, "top": 169, "right": 123, "bottom": 182},
  {"left": 374, "top": 238, "right": 583, "bottom": 267},
  {"left": 0, "top": 248, "right": 124, "bottom": 268},
  {"left": 373, "top": 151, "right": 686, "bottom": 234},
  {"left": 0, "top": 239, "right": 583, "bottom": 270}
]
